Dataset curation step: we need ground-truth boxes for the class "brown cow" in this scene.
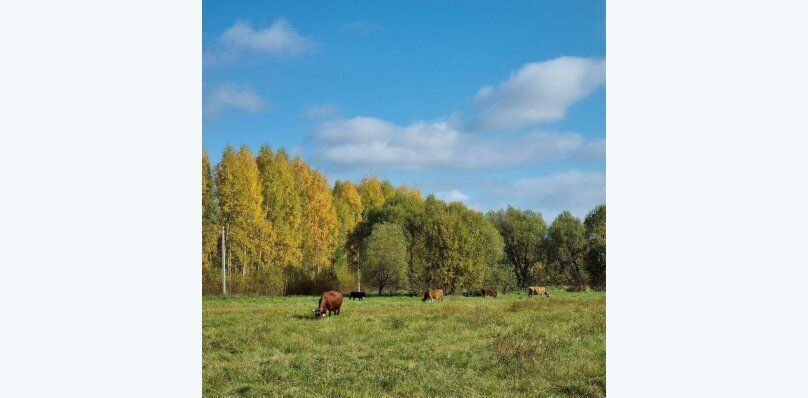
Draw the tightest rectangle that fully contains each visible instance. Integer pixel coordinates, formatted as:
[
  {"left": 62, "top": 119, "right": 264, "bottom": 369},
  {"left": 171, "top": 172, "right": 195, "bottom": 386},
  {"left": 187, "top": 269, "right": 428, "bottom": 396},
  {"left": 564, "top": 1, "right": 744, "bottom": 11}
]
[
  {"left": 422, "top": 289, "right": 444, "bottom": 302},
  {"left": 527, "top": 286, "right": 550, "bottom": 297},
  {"left": 481, "top": 288, "right": 497, "bottom": 298},
  {"left": 313, "top": 291, "right": 343, "bottom": 319}
]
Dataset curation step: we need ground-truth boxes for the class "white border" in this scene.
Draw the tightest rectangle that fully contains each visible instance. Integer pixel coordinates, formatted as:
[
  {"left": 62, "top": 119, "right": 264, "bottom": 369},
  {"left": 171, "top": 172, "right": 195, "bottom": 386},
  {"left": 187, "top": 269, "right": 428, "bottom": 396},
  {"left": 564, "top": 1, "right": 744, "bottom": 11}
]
[
  {"left": 2, "top": 1, "right": 808, "bottom": 396},
  {"left": 608, "top": 1, "right": 808, "bottom": 396},
  {"left": 0, "top": 1, "right": 201, "bottom": 396}
]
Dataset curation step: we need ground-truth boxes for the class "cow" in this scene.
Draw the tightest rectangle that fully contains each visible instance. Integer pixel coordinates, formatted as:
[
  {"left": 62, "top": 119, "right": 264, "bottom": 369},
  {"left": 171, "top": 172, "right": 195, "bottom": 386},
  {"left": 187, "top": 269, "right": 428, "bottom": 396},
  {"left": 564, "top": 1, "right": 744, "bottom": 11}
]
[
  {"left": 422, "top": 289, "right": 444, "bottom": 302},
  {"left": 527, "top": 286, "right": 550, "bottom": 297},
  {"left": 313, "top": 291, "right": 343, "bottom": 319},
  {"left": 349, "top": 291, "right": 366, "bottom": 301},
  {"left": 481, "top": 288, "right": 497, "bottom": 298}
]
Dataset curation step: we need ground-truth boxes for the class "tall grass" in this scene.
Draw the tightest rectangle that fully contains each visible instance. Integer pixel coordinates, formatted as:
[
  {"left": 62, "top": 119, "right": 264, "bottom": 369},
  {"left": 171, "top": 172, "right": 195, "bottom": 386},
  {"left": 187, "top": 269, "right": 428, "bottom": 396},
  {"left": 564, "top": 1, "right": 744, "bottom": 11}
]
[{"left": 203, "top": 289, "right": 605, "bottom": 397}]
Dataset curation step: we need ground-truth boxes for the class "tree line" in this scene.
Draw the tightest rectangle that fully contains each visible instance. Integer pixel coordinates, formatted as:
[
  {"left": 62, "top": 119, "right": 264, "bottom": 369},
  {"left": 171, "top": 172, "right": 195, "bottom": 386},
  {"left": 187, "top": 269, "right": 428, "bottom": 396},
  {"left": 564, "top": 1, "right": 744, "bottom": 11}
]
[{"left": 202, "top": 145, "right": 605, "bottom": 296}]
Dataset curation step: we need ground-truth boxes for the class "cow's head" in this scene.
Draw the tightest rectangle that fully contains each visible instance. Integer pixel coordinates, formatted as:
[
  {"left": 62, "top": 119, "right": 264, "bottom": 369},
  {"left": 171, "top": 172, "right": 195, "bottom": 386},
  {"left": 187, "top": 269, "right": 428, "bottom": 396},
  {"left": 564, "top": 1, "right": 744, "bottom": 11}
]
[{"left": 313, "top": 309, "right": 325, "bottom": 319}]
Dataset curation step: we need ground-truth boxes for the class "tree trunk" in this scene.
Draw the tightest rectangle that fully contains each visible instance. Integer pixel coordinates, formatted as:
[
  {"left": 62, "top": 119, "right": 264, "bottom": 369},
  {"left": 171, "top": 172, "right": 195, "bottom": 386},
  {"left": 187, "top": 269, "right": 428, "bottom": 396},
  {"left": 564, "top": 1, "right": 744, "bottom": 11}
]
[
  {"left": 518, "top": 262, "right": 529, "bottom": 287},
  {"left": 221, "top": 226, "right": 227, "bottom": 296}
]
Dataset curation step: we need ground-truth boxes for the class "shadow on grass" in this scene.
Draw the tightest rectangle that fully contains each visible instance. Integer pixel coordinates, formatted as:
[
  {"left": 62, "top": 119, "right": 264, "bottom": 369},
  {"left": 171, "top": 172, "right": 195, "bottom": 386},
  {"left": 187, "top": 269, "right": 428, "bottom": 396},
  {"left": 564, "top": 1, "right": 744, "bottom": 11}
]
[
  {"left": 357, "top": 292, "right": 420, "bottom": 298},
  {"left": 292, "top": 313, "right": 346, "bottom": 321}
]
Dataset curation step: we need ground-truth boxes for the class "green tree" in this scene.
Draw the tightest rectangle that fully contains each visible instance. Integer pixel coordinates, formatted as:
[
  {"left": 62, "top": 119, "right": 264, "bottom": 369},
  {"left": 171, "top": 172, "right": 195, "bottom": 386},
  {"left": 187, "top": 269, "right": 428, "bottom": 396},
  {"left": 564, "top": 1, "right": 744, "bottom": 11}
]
[
  {"left": 418, "top": 197, "right": 503, "bottom": 293},
  {"left": 360, "top": 223, "right": 408, "bottom": 296},
  {"left": 487, "top": 206, "right": 547, "bottom": 287},
  {"left": 348, "top": 188, "right": 426, "bottom": 291},
  {"left": 584, "top": 204, "right": 606, "bottom": 290},
  {"left": 483, "top": 262, "right": 519, "bottom": 293},
  {"left": 546, "top": 211, "right": 588, "bottom": 288}
]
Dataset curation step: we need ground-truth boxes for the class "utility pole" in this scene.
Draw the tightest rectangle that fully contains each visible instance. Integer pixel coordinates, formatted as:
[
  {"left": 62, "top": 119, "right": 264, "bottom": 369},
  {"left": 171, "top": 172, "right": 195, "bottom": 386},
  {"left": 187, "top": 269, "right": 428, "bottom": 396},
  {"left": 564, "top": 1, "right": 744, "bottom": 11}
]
[{"left": 221, "top": 225, "right": 227, "bottom": 296}]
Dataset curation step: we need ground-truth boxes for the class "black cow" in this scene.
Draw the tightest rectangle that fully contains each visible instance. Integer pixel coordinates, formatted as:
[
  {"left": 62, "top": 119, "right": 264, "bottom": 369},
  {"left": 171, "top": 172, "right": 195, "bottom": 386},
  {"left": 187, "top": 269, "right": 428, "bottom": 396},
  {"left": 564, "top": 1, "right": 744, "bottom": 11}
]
[{"left": 349, "top": 291, "right": 366, "bottom": 301}]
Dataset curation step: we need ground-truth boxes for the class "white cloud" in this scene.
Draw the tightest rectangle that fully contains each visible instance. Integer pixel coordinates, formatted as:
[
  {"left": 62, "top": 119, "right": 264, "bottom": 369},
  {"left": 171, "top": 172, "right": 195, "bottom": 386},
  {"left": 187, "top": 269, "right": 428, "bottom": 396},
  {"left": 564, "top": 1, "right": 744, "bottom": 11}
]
[
  {"left": 204, "top": 83, "right": 267, "bottom": 117},
  {"left": 473, "top": 56, "right": 605, "bottom": 130},
  {"left": 493, "top": 172, "right": 605, "bottom": 206},
  {"left": 303, "top": 103, "right": 340, "bottom": 120},
  {"left": 436, "top": 190, "right": 468, "bottom": 203},
  {"left": 314, "top": 117, "right": 402, "bottom": 144},
  {"left": 462, "top": 132, "right": 605, "bottom": 167},
  {"left": 483, "top": 171, "right": 606, "bottom": 219},
  {"left": 314, "top": 118, "right": 458, "bottom": 170},
  {"left": 312, "top": 116, "right": 603, "bottom": 170},
  {"left": 216, "top": 19, "right": 312, "bottom": 59}
]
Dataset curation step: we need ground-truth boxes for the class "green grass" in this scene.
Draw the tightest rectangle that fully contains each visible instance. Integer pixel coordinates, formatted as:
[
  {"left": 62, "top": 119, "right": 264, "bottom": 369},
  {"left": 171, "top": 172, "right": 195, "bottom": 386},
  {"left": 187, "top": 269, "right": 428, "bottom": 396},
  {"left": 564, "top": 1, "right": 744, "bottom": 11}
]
[{"left": 203, "top": 289, "right": 605, "bottom": 398}]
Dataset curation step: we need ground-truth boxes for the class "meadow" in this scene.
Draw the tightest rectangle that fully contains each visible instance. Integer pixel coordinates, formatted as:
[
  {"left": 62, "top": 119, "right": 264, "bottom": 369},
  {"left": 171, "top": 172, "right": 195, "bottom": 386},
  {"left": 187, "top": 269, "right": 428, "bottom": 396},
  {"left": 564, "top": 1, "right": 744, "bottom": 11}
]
[{"left": 203, "top": 289, "right": 605, "bottom": 398}]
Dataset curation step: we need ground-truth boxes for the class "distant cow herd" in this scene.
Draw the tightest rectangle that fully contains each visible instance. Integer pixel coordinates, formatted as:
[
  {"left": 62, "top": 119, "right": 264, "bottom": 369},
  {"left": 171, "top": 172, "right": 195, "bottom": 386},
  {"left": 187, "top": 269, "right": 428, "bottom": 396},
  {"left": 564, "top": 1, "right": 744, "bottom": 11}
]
[{"left": 313, "top": 285, "right": 555, "bottom": 319}]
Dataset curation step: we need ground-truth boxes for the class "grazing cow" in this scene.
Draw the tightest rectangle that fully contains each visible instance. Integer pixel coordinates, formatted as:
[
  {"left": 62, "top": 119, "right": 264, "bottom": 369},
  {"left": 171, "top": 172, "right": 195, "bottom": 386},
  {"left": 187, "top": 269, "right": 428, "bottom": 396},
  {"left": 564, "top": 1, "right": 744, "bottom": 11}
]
[
  {"left": 527, "top": 286, "right": 550, "bottom": 297},
  {"left": 349, "top": 291, "right": 366, "bottom": 301},
  {"left": 313, "top": 291, "right": 343, "bottom": 319},
  {"left": 422, "top": 289, "right": 444, "bottom": 302},
  {"left": 481, "top": 288, "right": 497, "bottom": 298}
]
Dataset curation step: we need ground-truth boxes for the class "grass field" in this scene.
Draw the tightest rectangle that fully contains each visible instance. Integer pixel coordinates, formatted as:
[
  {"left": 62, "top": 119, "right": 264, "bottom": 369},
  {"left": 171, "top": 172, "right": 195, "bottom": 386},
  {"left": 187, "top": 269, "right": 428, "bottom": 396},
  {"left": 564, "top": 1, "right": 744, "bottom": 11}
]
[{"left": 203, "top": 289, "right": 605, "bottom": 398}]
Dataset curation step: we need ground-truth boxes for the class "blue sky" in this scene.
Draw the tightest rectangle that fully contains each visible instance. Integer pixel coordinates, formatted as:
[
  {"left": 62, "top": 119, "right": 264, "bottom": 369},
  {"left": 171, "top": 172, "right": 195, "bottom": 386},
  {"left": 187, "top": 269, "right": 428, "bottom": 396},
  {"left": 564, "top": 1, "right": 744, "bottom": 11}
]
[{"left": 203, "top": 0, "right": 605, "bottom": 220}]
